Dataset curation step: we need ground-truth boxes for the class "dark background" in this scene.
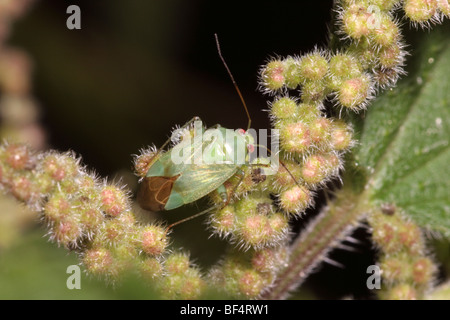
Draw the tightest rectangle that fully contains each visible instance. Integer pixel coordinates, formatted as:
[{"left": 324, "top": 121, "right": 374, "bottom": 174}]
[{"left": 9, "top": 0, "right": 382, "bottom": 299}]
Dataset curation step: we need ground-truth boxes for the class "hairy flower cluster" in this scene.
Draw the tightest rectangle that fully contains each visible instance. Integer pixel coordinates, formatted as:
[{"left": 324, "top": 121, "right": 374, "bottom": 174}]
[
  {"left": 369, "top": 205, "right": 437, "bottom": 299},
  {"left": 208, "top": 246, "right": 289, "bottom": 298},
  {"left": 0, "top": 142, "right": 208, "bottom": 298}
]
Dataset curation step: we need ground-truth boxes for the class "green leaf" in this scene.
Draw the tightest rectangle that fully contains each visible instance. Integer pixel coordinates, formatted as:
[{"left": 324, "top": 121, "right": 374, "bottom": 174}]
[{"left": 349, "top": 24, "right": 450, "bottom": 236}]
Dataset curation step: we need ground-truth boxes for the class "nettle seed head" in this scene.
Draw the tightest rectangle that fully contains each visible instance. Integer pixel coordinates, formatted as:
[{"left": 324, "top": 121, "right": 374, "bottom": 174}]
[
  {"left": 4, "top": 143, "right": 35, "bottom": 170},
  {"left": 100, "top": 185, "right": 129, "bottom": 217},
  {"left": 283, "top": 56, "right": 302, "bottom": 89},
  {"left": 438, "top": 0, "right": 450, "bottom": 17},
  {"left": 251, "top": 246, "right": 289, "bottom": 273},
  {"left": 43, "top": 190, "right": 72, "bottom": 223},
  {"left": 278, "top": 184, "right": 313, "bottom": 216},
  {"left": 209, "top": 204, "right": 235, "bottom": 238},
  {"left": 236, "top": 211, "right": 287, "bottom": 249},
  {"left": 41, "top": 152, "right": 79, "bottom": 183},
  {"left": 348, "top": 38, "right": 379, "bottom": 70},
  {"left": 139, "top": 225, "right": 168, "bottom": 256},
  {"left": 383, "top": 283, "right": 418, "bottom": 300},
  {"left": 133, "top": 146, "right": 158, "bottom": 178},
  {"left": 412, "top": 257, "right": 436, "bottom": 285},
  {"left": 238, "top": 268, "right": 267, "bottom": 298},
  {"left": 279, "top": 121, "right": 311, "bottom": 154},
  {"left": 404, "top": 0, "right": 439, "bottom": 26},
  {"left": 259, "top": 59, "right": 285, "bottom": 94},
  {"left": 79, "top": 204, "right": 103, "bottom": 236},
  {"left": 371, "top": 14, "right": 400, "bottom": 47},
  {"left": 309, "top": 117, "right": 332, "bottom": 146},
  {"left": 379, "top": 253, "right": 413, "bottom": 284},
  {"left": 83, "top": 246, "right": 117, "bottom": 278},
  {"left": 165, "top": 252, "right": 191, "bottom": 275},
  {"left": 51, "top": 215, "right": 83, "bottom": 248},
  {"left": 370, "top": 0, "right": 402, "bottom": 11},
  {"left": 271, "top": 159, "right": 302, "bottom": 192},
  {"left": 329, "top": 120, "right": 354, "bottom": 151},
  {"left": 94, "top": 217, "right": 130, "bottom": 247},
  {"left": 301, "top": 79, "right": 329, "bottom": 103},
  {"left": 378, "top": 42, "right": 405, "bottom": 69},
  {"left": 328, "top": 53, "right": 363, "bottom": 91},
  {"left": 341, "top": 3, "right": 372, "bottom": 40},
  {"left": 336, "top": 73, "right": 374, "bottom": 111},
  {"left": 158, "top": 268, "right": 205, "bottom": 299},
  {"left": 138, "top": 257, "right": 164, "bottom": 280},
  {"left": 270, "top": 96, "right": 298, "bottom": 121},
  {"left": 298, "top": 51, "right": 329, "bottom": 82}
]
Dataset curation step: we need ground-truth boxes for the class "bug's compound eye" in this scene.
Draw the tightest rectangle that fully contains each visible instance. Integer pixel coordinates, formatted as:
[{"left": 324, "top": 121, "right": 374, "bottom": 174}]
[{"left": 247, "top": 144, "right": 255, "bottom": 153}]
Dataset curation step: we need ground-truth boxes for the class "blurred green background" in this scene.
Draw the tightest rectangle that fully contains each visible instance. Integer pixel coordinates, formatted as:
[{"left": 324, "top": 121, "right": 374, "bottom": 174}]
[{"left": 0, "top": 0, "right": 448, "bottom": 299}]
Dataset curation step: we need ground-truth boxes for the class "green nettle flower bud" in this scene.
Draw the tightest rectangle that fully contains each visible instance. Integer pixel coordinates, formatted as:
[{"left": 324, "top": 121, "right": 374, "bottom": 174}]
[
  {"left": 404, "top": 0, "right": 438, "bottom": 24},
  {"left": 270, "top": 96, "right": 298, "bottom": 120},
  {"left": 278, "top": 185, "right": 313, "bottom": 215},
  {"left": 298, "top": 52, "right": 329, "bottom": 82},
  {"left": 259, "top": 59, "right": 285, "bottom": 93},
  {"left": 283, "top": 56, "right": 302, "bottom": 89},
  {"left": 337, "top": 73, "right": 373, "bottom": 110}
]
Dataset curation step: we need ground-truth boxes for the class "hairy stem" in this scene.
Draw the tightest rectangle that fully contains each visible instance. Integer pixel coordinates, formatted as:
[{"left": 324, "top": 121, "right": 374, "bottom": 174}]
[{"left": 262, "top": 188, "right": 368, "bottom": 299}]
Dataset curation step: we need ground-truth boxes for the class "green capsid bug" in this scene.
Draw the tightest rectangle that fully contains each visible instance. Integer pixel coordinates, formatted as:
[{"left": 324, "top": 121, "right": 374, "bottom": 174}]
[{"left": 137, "top": 116, "right": 256, "bottom": 212}]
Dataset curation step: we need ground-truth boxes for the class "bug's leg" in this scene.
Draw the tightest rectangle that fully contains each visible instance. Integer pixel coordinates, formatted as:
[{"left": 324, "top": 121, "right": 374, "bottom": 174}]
[
  {"left": 220, "top": 169, "right": 246, "bottom": 207},
  {"left": 164, "top": 204, "right": 220, "bottom": 235}
]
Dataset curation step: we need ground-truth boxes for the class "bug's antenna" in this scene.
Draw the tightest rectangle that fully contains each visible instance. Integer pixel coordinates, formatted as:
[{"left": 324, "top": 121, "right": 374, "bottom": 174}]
[{"left": 214, "top": 33, "right": 251, "bottom": 131}]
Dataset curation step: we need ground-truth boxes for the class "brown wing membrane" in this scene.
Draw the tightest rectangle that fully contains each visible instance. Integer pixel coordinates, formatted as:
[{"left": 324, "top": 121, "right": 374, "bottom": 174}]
[{"left": 137, "top": 175, "right": 180, "bottom": 212}]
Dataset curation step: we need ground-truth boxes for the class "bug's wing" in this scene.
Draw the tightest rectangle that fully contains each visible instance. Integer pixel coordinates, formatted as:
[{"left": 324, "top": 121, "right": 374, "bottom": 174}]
[
  {"left": 137, "top": 175, "right": 179, "bottom": 212},
  {"left": 169, "top": 164, "right": 238, "bottom": 208}
]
